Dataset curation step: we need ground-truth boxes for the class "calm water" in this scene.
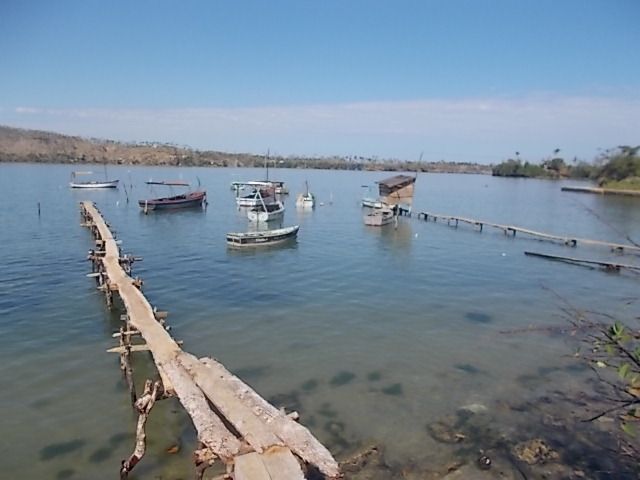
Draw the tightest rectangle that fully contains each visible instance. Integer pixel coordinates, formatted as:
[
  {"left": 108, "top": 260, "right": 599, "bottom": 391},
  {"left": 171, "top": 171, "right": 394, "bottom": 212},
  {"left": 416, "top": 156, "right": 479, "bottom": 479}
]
[{"left": 1, "top": 164, "right": 639, "bottom": 479}]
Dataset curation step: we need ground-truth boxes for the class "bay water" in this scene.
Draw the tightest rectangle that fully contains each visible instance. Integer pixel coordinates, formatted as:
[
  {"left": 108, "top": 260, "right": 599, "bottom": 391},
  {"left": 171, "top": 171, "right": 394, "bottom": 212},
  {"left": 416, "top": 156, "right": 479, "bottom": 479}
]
[{"left": 1, "top": 164, "right": 639, "bottom": 478}]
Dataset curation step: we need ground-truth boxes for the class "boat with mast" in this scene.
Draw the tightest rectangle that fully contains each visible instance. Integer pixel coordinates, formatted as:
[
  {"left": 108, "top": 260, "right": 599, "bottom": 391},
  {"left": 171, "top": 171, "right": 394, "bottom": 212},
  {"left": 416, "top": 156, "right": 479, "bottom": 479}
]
[{"left": 295, "top": 181, "right": 315, "bottom": 209}]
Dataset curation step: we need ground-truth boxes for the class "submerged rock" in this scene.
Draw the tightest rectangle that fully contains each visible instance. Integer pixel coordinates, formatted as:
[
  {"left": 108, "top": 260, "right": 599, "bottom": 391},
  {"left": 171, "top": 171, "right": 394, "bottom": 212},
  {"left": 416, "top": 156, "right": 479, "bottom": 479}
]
[
  {"left": 427, "top": 419, "right": 466, "bottom": 444},
  {"left": 512, "top": 438, "right": 559, "bottom": 465}
]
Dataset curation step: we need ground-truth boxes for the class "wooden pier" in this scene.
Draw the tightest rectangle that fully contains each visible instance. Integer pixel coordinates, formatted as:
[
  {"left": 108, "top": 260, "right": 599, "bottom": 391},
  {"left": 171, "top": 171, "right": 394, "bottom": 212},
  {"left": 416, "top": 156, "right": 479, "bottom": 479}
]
[
  {"left": 80, "top": 201, "right": 340, "bottom": 480},
  {"left": 417, "top": 211, "right": 640, "bottom": 254},
  {"left": 561, "top": 185, "right": 640, "bottom": 197}
]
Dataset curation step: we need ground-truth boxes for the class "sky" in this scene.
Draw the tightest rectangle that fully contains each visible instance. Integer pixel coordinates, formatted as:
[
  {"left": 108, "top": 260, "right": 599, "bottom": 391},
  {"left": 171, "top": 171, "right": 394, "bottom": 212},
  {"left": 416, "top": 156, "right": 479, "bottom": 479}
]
[{"left": 0, "top": 0, "right": 638, "bottom": 163}]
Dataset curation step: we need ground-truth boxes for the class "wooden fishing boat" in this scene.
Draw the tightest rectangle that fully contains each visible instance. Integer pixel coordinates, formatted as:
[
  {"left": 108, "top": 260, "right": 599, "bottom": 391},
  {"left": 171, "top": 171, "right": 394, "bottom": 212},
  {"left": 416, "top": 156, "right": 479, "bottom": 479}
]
[
  {"left": 138, "top": 180, "right": 206, "bottom": 212},
  {"left": 69, "top": 171, "right": 119, "bottom": 189},
  {"left": 226, "top": 225, "right": 299, "bottom": 247},
  {"left": 363, "top": 207, "right": 395, "bottom": 226},
  {"left": 247, "top": 200, "right": 285, "bottom": 223},
  {"left": 295, "top": 181, "right": 315, "bottom": 209}
]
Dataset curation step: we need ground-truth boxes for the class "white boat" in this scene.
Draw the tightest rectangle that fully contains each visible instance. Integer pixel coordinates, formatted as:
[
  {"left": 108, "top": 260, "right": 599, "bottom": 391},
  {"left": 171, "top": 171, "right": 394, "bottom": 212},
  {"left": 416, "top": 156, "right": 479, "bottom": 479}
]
[
  {"left": 361, "top": 197, "right": 384, "bottom": 208},
  {"left": 295, "top": 181, "right": 315, "bottom": 209},
  {"left": 69, "top": 170, "right": 119, "bottom": 189},
  {"left": 248, "top": 200, "right": 285, "bottom": 223},
  {"left": 363, "top": 207, "right": 395, "bottom": 226},
  {"left": 235, "top": 182, "right": 277, "bottom": 207}
]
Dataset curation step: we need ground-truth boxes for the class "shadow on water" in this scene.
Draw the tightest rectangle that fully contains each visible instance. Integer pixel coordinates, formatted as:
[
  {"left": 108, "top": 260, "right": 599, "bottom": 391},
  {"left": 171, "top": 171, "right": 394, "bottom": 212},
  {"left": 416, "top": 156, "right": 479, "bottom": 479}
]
[
  {"left": 88, "top": 447, "right": 112, "bottom": 463},
  {"left": 381, "top": 383, "right": 404, "bottom": 396},
  {"left": 330, "top": 371, "right": 356, "bottom": 386},
  {"left": 232, "top": 365, "right": 271, "bottom": 381},
  {"left": 56, "top": 469, "right": 75, "bottom": 479},
  {"left": 40, "top": 439, "right": 86, "bottom": 461},
  {"left": 109, "top": 431, "right": 133, "bottom": 447},
  {"left": 454, "top": 363, "right": 485, "bottom": 375},
  {"left": 367, "top": 371, "right": 382, "bottom": 382},
  {"left": 301, "top": 378, "right": 319, "bottom": 393},
  {"left": 465, "top": 311, "right": 493, "bottom": 323}
]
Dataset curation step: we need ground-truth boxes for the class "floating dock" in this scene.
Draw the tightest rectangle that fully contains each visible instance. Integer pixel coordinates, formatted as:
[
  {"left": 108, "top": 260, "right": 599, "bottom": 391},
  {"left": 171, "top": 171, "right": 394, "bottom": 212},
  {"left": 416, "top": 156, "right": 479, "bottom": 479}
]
[
  {"left": 417, "top": 211, "right": 640, "bottom": 254},
  {"left": 80, "top": 201, "right": 340, "bottom": 480}
]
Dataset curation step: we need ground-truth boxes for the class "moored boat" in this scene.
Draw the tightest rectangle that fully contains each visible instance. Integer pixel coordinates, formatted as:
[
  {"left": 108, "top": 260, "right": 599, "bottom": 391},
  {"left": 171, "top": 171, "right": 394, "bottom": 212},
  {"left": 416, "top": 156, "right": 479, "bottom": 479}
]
[
  {"left": 235, "top": 182, "right": 277, "bottom": 207},
  {"left": 363, "top": 207, "right": 395, "bottom": 226},
  {"left": 295, "top": 181, "right": 315, "bottom": 209},
  {"left": 226, "top": 225, "right": 299, "bottom": 247},
  {"left": 248, "top": 200, "right": 285, "bottom": 223},
  {"left": 69, "top": 171, "right": 119, "bottom": 189},
  {"left": 361, "top": 197, "right": 383, "bottom": 208},
  {"left": 138, "top": 180, "right": 206, "bottom": 212}
]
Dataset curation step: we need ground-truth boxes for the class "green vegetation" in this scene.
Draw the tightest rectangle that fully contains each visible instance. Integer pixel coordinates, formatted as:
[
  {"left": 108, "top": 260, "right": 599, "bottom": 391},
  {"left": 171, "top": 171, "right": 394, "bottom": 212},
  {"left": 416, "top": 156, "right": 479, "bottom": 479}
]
[
  {"left": 492, "top": 146, "right": 640, "bottom": 190},
  {"left": 597, "top": 146, "right": 640, "bottom": 190},
  {"left": 580, "top": 320, "right": 640, "bottom": 453}
]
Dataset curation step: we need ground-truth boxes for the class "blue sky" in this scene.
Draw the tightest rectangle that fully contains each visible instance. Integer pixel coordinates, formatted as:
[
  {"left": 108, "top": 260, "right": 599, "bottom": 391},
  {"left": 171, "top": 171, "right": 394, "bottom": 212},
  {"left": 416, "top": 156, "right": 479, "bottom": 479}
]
[{"left": 1, "top": 0, "right": 638, "bottom": 162}]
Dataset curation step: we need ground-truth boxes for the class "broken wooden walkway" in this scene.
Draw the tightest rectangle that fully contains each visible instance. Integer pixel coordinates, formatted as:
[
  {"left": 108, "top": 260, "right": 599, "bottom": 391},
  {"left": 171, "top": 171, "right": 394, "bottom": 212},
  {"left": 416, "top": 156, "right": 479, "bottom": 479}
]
[
  {"left": 417, "top": 211, "right": 640, "bottom": 254},
  {"left": 80, "top": 201, "right": 340, "bottom": 480}
]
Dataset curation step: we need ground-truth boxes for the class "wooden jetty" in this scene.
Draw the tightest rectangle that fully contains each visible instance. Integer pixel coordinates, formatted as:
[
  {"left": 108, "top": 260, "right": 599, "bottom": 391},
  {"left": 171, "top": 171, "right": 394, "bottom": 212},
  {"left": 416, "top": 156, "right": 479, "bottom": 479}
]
[
  {"left": 561, "top": 185, "right": 640, "bottom": 197},
  {"left": 79, "top": 201, "right": 340, "bottom": 480},
  {"left": 524, "top": 251, "right": 640, "bottom": 272},
  {"left": 417, "top": 211, "right": 640, "bottom": 254}
]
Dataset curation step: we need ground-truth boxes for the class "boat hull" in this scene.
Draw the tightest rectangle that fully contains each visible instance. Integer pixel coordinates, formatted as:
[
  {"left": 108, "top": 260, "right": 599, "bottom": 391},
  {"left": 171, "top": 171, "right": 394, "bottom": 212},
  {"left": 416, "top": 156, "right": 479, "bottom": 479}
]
[
  {"left": 138, "top": 191, "right": 206, "bottom": 211},
  {"left": 226, "top": 225, "right": 299, "bottom": 247},
  {"left": 247, "top": 202, "right": 285, "bottom": 222},
  {"left": 70, "top": 180, "right": 119, "bottom": 189},
  {"left": 364, "top": 208, "right": 395, "bottom": 226}
]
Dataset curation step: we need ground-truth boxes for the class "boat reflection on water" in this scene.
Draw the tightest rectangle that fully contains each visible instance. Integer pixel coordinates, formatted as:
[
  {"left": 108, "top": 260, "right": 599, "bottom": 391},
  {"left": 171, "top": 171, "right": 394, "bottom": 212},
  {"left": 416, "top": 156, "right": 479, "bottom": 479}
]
[{"left": 365, "top": 217, "right": 414, "bottom": 252}]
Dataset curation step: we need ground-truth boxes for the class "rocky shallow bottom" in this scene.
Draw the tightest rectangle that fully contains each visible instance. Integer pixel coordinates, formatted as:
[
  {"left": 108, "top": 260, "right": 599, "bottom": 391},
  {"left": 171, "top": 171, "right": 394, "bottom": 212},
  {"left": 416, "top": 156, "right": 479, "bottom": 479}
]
[{"left": 331, "top": 383, "right": 639, "bottom": 480}]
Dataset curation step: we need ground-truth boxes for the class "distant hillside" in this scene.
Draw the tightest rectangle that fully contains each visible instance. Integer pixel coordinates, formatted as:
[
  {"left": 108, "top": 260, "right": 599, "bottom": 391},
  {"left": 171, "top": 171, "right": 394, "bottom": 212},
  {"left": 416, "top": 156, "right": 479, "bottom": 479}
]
[{"left": 0, "top": 125, "right": 491, "bottom": 174}]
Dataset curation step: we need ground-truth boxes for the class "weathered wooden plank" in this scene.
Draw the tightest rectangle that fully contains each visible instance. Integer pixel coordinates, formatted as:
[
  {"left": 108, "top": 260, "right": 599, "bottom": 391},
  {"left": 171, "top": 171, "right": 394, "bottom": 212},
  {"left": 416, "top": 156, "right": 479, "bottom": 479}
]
[
  {"left": 181, "top": 353, "right": 341, "bottom": 478},
  {"left": 161, "top": 359, "right": 242, "bottom": 461},
  {"left": 234, "top": 452, "right": 271, "bottom": 480},
  {"left": 235, "top": 447, "right": 305, "bottom": 480},
  {"left": 178, "top": 352, "right": 284, "bottom": 453},
  {"left": 261, "top": 447, "right": 306, "bottom": 479}
]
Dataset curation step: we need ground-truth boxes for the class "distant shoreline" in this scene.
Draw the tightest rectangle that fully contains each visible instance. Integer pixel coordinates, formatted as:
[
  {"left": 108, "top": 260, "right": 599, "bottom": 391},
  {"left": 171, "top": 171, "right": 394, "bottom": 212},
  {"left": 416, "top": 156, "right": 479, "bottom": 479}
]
[{"left": 0, "top": 125, "right": 491, "bottom": 174}]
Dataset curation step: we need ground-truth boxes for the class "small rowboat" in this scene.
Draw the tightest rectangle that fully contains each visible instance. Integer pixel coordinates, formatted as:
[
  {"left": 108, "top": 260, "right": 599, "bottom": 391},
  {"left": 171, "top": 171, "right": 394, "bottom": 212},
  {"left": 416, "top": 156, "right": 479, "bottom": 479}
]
[
  {"left": 69, "top": 171, "right": 119, "bottom": 189},
  {"left": 70, "top": 179, "right": 120, "bottom": 189},
  {"left": 226, "top": 225, "right": 299, "bottom": 247},
  {"left": 138, "top": 180, "right": 206, "bottom": 212}
]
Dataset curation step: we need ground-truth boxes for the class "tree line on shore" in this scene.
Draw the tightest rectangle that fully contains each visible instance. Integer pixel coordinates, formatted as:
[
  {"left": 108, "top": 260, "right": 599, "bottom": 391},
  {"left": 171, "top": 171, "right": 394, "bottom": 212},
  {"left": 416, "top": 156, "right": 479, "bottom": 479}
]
[{"left": 491, "top": 146, "right": 640, "bottom": 189}]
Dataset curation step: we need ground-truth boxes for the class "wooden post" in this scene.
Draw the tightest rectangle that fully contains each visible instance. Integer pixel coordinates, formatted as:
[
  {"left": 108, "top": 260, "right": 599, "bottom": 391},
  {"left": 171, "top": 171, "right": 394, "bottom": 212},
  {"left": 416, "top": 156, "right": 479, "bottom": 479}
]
[
  {"left": 119, "top": 326, "right": 137, "bottom": 406},
  {"left": 120, "top": 380, "right": 161, "bottom": 479}
]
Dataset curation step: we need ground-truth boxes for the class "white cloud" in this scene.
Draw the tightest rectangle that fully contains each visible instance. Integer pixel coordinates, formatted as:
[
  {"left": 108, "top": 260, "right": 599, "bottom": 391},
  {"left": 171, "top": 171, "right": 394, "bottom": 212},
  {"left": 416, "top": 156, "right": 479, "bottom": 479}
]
[{"left": 4, "top": 94, "right": 639, "bottom": 162}]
